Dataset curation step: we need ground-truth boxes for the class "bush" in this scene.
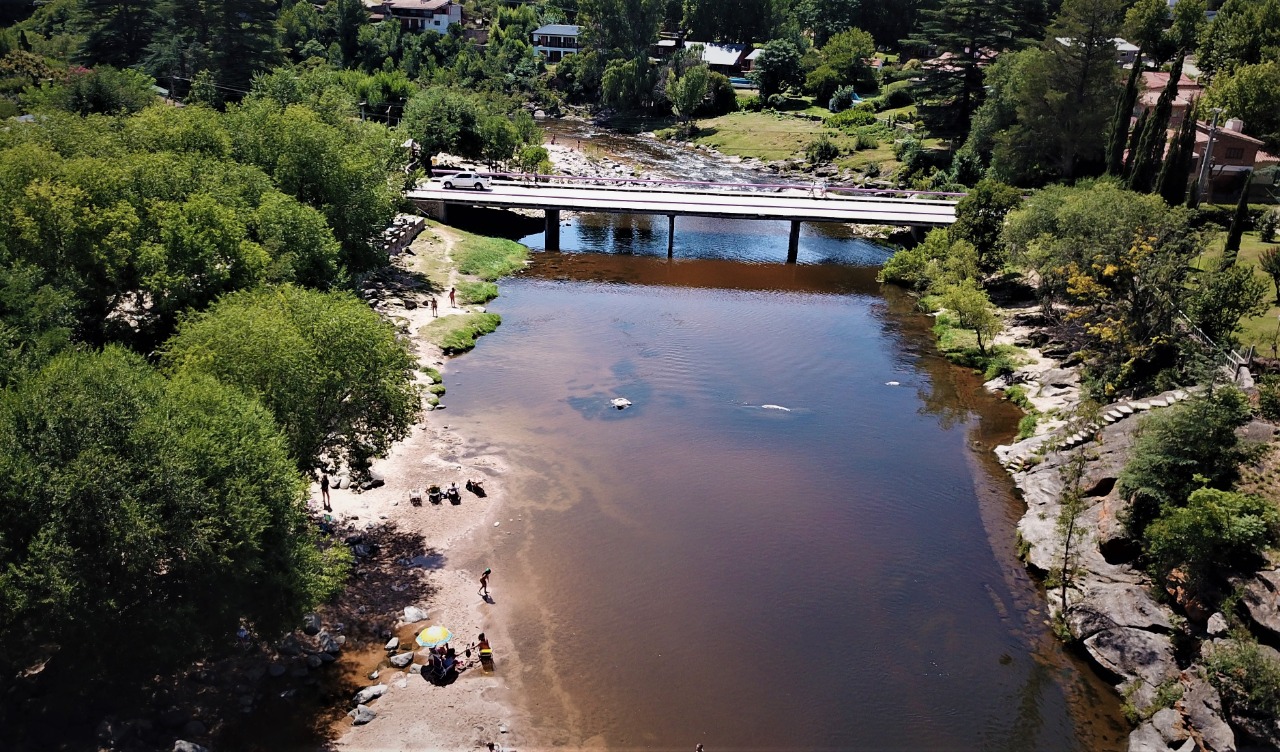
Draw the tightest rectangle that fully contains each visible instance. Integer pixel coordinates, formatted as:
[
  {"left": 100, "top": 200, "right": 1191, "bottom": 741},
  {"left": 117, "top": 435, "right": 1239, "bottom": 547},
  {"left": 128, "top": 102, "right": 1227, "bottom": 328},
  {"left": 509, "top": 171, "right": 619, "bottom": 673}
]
[
  {"left": 427, "top": 382, "right": 446, "bottom": 395},
  {"left": 1118, "top": 388, "right": 1256, "bottom": 537},
  {"left": 828, "top": 85, "right": 859, "bottom": 113},
  {"left": 855, "top": 133, "right": 879, "bottom": 150},
  {"left": 1206, "top": 634, "right": 1280, "bottom": 722},
  {"left": 864, "top": 162, "right": 881, "bottom": 178},
  {"left": 825, "top": 107, "right": 876, "bottom": 130},
  {"left": 766, "top": 93, "right": 787, "bottom": 110},
  {"left": 805, "top": 134, "right": 840, "bottom": 164},
  {"left": 740, "top": 95, "right": 763, "bottom": 112},
  {"left": 1261, "top": 208, "right": 1280, "bottom": 243},
  {"left": 1016, "top": 413, "right": 1039, "bottom": 440},
  {"left": 703, "top": 72, "right": 738, "bottom": 116},
  {"left": 1259, "top": 376, "right": 1280, "bottom": 420},
  {"left": 428, "top": 312, "right": 502, "bottom": 353},
  {"left": 883, "top": 86, "right": 914, "bottom": 109},
  {"left": 1145, "top": 487, "right": 1278, "bottom": 586}
]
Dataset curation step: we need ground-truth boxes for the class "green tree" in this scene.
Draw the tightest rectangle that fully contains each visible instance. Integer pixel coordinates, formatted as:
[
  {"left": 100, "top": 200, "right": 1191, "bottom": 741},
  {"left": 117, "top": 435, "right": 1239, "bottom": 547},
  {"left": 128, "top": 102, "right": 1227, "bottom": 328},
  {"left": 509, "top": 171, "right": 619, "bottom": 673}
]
[
  {"left": 602, "top": 56, "right": 657, "bottom": 111},
  {"left": 480, "top": 114, "right": 519, "bottom": 169},
  {"left": 1197, "top": 0, "right": 1280, "bottom": 82},
  {"left": 751, "top": 39, "right": 803, "bottom": 100},
  {"left": 1155, "top": 105, "right": 1198, "bottom": 206},
  {"left": 163, "top": 284, "right": 422, "bottom": 476},
  {"left": 1145, "top": 487, "right": 1278, "bottom": 587},
  {"left": 1205, "top": 61, "right": 1280, "bottom": 152},
  {"left": 580, "top": 0, "right": 662, "bottom": 60},
  {"left": 0, "top": 346, "right": 344, "bottom": 679},
  {"left": 668, "top": 64, "right": 710, "bottom": 126},
  {"left": 902, "top": 0, "right": 1023, "bottom": 134},
  {"left": 804, "top": 28, "right": 875, "bottom": 101},
  {"left": 1117, "top": 387, "right": 1254, "bottom": 537},
  {"left": 23, "top": 66, "right": 158, "bottom": 115},
  {"left": 951, "top": 179, "right": 1022, "bottom": 271},
  {"left": 1259, "top": 246, "right": 1280, "bottom": 303},
  {"left": 1223, "top": 172, "right": 1253, "bottom": 263},
  {"left": 940, "top": 278, "right": 1002, "bottom": 354},
  {"left": 1186, "top": 260, "right": 1268, "bottom": 346},
  {"left": 75, "top": 0, "right": 160, "bottom": 68}
]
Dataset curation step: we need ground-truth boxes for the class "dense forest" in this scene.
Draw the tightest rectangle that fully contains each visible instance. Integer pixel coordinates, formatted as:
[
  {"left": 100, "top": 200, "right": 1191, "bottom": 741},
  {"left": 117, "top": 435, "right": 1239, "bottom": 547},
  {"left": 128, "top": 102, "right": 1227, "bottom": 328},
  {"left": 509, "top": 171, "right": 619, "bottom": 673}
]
[{"left": 2, "top": 0, "right": 1280, "bottom": 746}]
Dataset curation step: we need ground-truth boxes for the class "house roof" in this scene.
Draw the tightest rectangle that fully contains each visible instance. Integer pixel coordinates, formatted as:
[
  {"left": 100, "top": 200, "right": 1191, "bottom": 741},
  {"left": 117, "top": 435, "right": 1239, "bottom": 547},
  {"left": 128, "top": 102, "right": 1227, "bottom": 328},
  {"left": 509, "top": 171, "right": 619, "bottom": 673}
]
[
  {"left": 380, "top": 0, "right": 451, "bottom": 11},
  {"left": 745, "top": 48, "right": 761, "bottom": 61},
  {"left": 685, "top": 41, "right": 746, "bottom": 67},
  {"left": 1141, "top": 71, "right": 1200, "bottom": 92},
  {"left": 532, "top": 24, "right": 580, "bottom": 36},
  {"left": 1196, "top": 121, "right": 1265, "bottom": 147}
]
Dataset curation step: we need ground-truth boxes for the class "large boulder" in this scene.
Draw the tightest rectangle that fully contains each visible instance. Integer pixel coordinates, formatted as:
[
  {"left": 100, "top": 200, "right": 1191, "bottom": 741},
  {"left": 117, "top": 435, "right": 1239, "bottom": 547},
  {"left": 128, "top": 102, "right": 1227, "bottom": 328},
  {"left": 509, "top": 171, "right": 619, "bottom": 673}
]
[
  {"left": 1129, "top": 721, "right": 1188, "bottom": 752},
  {"left": 302, "top": 613, "right": 322, "bottom": 636},
  {"left": 354, "top": 684, "right": 387, "bottom": 705},
  {"left": 1180, "top": 675, "right": 1235, "bottom": 752},
  {"left": 403, "top": 606, "right": 428, "bottom": 623},
  {"left": 173, "top": 742, "right": 210, "bottom": 752},
  {"left": 351, "top": 704, "right": 377, "bottom": 725},
  {"left": 1241, "top": 570, "right": 1280, "bottom": 640},
  {"left": 1151, "top": 707, "right": 1189, "bottom": 746},
  {"left": 1082, "top": 627, "right": 1178, "bottom": 689},
  {"left": 390, "top": 651, "right": 414, "bottom": 668},
  {"left": 1067, "top": 582, "right": 1172, "bottom": 640}
]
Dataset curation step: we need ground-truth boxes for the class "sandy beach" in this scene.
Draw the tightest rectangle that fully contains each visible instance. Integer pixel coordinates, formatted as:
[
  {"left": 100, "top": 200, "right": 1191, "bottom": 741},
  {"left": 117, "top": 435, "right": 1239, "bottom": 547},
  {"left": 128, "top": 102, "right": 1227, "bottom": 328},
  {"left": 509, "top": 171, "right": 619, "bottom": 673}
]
[{"left": 328, "top": 225, "right": 533, "bottom": 752}]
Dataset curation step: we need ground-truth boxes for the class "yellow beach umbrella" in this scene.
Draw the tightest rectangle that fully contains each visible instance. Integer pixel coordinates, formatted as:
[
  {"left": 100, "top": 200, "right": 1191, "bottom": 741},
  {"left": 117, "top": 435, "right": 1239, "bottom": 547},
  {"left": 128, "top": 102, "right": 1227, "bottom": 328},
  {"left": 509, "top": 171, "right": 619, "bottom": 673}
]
[{"left": 416, "top": 625, "right": 453, "bottom": 647}]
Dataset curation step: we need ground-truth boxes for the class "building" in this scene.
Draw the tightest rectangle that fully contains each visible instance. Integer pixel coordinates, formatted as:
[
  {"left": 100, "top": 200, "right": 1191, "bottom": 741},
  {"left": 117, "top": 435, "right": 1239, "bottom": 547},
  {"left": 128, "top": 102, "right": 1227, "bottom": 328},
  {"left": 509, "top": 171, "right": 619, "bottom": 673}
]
[
  {"left": 684, "top": 42, "right": 751, "bottom": 76},
  {"left": 1135, "top": 71, "right": 1203, "bottom": 129},
  {"left": 364, "top": 0, "right": 461, "bottom": 33},
  {"left": 1192, "top": 119, "right": 1280, "bottom": 200},
  {"left": 1053, "top": 37, "right": 1139, "bottom": 67},
  {"left": 531, "top": 24, "right": 581, "bottom": 62}
]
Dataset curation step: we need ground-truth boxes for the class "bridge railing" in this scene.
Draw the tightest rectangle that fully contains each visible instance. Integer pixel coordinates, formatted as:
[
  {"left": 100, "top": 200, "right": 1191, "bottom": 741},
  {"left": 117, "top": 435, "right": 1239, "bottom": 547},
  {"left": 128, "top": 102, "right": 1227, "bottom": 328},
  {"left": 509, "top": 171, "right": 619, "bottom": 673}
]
[{"left": 428, "top": 169, "right": 966, "bottom": 201}]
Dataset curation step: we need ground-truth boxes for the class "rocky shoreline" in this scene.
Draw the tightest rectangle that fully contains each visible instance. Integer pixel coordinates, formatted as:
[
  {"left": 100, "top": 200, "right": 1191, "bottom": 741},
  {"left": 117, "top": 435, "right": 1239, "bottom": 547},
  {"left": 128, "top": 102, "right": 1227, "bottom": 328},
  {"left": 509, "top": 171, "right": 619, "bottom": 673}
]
[{"left": 988, "top": 309, "right": 1280, "bottom": 752}]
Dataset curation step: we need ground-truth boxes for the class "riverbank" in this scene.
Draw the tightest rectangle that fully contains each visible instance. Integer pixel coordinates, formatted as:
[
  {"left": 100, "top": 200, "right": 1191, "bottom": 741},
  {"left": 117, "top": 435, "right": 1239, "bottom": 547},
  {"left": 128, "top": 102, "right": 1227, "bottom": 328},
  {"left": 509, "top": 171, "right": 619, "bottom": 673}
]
[
  {"left": 980, "top": 305, "right": 1280, "bottom": 752},
  {"left": 328, "top": 223, "right": 532, "bottom": 750}
]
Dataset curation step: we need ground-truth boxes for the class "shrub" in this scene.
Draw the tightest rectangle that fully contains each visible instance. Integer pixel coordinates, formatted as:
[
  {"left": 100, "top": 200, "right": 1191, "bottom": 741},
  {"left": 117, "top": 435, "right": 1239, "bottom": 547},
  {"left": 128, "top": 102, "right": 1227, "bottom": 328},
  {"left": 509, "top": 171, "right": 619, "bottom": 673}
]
[
  {"left": 855, "top": 133, "right": 879, "bottom": 150},
  {"left": 1016, "top": 413, "right": 1039, "bottom": 440},
  {"left": 703, "top": 72, "right": 738, "bottom": 116},
  {"left": 984, "top": 353, "right": 1018, "bottom": 381},
  {"left": 1261, "top": 208, "right": 1280, "bottom": 243},
  {"left": 1145, "top": 487, "right": 1279, "bottom": 586},
  {"left": 1206, "top": 634, "right": 1280, "bottom": 722},
  {"left": 864, "top": 162, "right": 881, "bottom": 178},
  {"left": 1259, "top": 376, "right": 1280, "bottom": 420},
  {"left": 1118, "top": 388, "right": 1255, "bottom": 537},
  {"left": 883, "top": 86, "right": 914, "bottom": 109},
  {"left": 805, "top": 134, "right": 840, "bottom": 164},
  {"left": 825, "top": 107, "right": 876, "bottom": 130},
  {"left": 828, "top": 85, "right": 859, "bottom": 113},
  {"left": 766, "top": 93, "right": 787, "bottom": 110},
  {"left": 428, "top": 383, "right": 446, "bottom": 395},
  {"left": 740, "top": 95, "right": 763, "bottom": 112}
]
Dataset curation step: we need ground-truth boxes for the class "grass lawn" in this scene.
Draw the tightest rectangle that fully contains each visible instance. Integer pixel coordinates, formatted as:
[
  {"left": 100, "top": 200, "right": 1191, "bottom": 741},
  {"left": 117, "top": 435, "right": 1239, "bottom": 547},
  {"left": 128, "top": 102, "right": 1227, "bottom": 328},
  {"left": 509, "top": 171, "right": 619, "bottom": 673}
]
[
  {"left": 420, "top": 312, "right": 502, "bottom": 353},
  {"left": 693, "top": 111, "right": 828, "bottom": 161},
  {"left": 1195, "top": 230, "right": 1280, "bottom": 352},
  {"left": 453, "top": 233, "right": 529, "bottom": 280}
]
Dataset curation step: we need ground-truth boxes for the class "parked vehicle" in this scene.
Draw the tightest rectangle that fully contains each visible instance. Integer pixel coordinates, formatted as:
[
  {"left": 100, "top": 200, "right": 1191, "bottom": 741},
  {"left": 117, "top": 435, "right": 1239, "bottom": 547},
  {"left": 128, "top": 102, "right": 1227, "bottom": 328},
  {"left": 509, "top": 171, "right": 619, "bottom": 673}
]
[{"left": 442, "top": 171, "right": 491, "bottom": 190}]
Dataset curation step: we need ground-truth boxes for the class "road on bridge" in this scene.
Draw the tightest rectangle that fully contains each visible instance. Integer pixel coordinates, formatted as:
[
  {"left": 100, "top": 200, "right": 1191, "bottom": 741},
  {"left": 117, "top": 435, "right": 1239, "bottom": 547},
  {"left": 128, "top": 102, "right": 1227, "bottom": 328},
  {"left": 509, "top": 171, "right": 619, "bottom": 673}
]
[{"left": 407, "top": 180, "right": 958, "bottom": 226}]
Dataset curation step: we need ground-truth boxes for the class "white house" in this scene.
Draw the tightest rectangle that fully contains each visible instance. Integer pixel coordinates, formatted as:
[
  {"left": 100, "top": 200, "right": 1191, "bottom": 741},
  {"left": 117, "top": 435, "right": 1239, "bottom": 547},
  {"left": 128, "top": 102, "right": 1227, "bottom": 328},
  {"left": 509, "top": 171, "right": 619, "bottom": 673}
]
[
  {"left": 532, "top": 24, "right": 581, "bottom": 62},
  {"left": 364, "top": 0, "right": 461, "bottom": 34},
  {"left": 1053, "top": 36, "right": 1139, "bottom": 66}
]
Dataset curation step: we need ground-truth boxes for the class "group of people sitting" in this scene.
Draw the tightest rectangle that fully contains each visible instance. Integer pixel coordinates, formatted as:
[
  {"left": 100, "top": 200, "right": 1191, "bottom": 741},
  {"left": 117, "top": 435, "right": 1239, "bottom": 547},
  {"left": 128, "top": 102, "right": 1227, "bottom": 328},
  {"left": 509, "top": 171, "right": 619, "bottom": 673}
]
[{"left": 425, "top": 633, "right": 493, "bottom": 683}]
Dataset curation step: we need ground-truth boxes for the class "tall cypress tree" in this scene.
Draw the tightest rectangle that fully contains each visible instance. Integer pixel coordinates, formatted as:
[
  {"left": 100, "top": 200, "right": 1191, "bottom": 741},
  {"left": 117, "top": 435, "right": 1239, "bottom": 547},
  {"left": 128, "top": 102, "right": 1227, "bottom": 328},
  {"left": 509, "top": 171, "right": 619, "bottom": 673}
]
[
  {"left": 1127, "top": 54, "right": 1185, "bottom": 193},
  {"left": 1157, "top": 102, "right": 1198, "bottom": 205},
  {"left": 1223, "top": 172, "right": 1254, "bottom": 265},
  {"left": 1123, "top": 109, "right": 1147, "bottom": 178},
  {"left": 1107, "top": 60, "right": 1143, "bottom": 176},
  {"left": 76, "top": 0, "right": 161, "bottom": 68}
]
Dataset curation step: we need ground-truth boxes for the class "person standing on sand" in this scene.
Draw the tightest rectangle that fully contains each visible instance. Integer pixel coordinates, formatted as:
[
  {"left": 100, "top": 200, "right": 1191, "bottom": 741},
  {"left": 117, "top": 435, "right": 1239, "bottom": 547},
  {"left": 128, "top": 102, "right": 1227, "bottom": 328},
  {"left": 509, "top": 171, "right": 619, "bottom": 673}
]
[
  {"left": 449, "top": 287, "right": 457, "bottom": 307},
  {"left": 320, "top": 473, "right": 331, "bottom": 511},
  {"left": 479, "top": 567, "right": 491, "bottom": 597},
  {"left": 430, "top": 296, "right": 438, "bottom": 317}
]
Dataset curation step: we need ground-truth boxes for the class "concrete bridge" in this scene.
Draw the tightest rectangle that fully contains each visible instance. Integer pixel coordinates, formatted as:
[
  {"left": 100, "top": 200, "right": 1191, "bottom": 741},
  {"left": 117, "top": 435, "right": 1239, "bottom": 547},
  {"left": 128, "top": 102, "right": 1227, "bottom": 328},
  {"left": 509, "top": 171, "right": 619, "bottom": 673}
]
[{"left": 407, "top": 176, "right": 960, "bottom": 262}]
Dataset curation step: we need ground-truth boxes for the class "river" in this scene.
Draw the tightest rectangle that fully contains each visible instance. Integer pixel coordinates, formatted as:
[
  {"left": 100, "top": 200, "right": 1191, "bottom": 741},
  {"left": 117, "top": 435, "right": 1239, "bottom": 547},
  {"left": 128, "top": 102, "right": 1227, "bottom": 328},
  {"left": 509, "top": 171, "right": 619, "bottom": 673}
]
[{"left": 437, "top": 167, "right": 1129, "bottom": 748}]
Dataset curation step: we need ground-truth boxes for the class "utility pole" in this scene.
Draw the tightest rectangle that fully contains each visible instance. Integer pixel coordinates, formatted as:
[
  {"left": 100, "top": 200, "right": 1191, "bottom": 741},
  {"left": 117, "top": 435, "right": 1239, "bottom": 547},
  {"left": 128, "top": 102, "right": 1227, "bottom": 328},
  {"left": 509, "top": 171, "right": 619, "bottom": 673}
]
[{"left": 1193, "top": 107, "right": 1224, "bottom": 208}]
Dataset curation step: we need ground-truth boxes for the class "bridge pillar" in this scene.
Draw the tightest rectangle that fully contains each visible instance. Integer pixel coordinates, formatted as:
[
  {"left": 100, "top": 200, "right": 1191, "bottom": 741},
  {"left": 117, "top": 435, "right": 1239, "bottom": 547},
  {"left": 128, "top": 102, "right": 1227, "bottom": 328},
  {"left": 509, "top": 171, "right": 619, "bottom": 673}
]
[
  {"left": 545, "top": 208, "right": 560, "bottom": 251},
  {"left": 667, "top": 214, "right": 676, "bottom": 258},
  {"left": 786, "top": 220, "right": 801, "bottom": 264}
]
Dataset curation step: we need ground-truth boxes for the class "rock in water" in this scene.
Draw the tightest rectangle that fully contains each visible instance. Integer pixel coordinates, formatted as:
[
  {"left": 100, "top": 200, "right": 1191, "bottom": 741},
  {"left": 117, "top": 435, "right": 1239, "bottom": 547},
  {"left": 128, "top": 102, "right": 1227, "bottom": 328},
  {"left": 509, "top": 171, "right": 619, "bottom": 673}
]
[
  {"left": 354, "top": 684, "right": 387, "bottom": 705},
  {"left": 761, "top": 404, "right": 791, "bottom": 411},
  {"left": 611, "top": 397, "right": 632, "bottom": 409},
  {"left": 351, "top": 704, "right": 377, "bottom": 725},
  {"left": 173, "top": 742, "right": 210, "bottom": 752}
]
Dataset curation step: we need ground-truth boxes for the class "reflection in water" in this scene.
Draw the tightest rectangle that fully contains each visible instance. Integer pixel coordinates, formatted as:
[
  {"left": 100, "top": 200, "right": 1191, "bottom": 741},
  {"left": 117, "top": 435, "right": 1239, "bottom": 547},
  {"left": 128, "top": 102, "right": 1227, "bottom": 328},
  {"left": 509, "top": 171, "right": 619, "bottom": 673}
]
[{"left": 441, "top": 211, "right": 1126, "bottom": 751}]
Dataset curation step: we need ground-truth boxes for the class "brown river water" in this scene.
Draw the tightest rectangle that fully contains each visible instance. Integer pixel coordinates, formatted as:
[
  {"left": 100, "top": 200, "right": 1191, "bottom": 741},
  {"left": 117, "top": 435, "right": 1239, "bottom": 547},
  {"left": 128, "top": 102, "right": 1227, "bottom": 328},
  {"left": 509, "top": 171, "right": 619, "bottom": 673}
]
[{"left": 435, "top": 206, "right": 1129, "bottom": 751}]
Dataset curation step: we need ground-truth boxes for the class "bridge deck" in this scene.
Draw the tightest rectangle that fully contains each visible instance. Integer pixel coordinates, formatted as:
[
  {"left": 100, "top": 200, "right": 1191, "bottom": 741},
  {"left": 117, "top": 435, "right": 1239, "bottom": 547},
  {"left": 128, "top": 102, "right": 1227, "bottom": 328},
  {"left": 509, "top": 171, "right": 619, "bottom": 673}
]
[{"left": 407, "top": 181, "right": 957, "bottom": 226}]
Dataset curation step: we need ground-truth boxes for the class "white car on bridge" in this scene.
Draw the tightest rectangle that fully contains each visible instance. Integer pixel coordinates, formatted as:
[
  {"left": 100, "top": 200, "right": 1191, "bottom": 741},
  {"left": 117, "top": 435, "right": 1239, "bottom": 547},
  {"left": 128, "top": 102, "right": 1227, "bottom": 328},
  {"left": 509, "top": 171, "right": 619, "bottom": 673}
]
[{"left": 441, "top": 171, "right": 491, "bottom": 191}]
